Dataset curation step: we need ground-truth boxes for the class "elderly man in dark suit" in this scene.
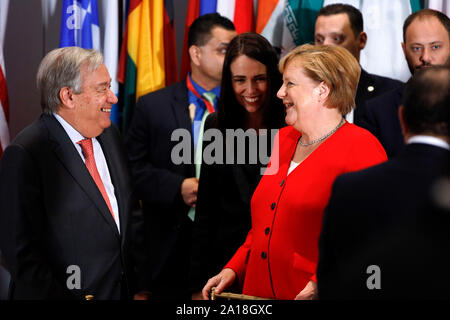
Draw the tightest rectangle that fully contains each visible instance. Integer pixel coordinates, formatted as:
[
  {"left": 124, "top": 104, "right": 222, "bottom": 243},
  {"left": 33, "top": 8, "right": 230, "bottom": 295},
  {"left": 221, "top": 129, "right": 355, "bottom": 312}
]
[
  {"left": 0, "top": 47, "right": 149, "bottom": 300},
  {"left": 317, "top": 65, "right": 450, "bottom": 299},
  {"left": 314, "top": 3, "right": 404, "bottom": 125},
  {"left": 125, "top": 13, "right": 236, "bottom": 300},
  {"left": 360, "top": 9, "right": 450, "bottom": 158}
]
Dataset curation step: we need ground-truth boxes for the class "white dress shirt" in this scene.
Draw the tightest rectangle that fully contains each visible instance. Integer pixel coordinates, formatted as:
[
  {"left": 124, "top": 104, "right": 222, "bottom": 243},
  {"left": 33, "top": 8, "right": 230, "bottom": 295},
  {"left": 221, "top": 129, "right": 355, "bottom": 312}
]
[
  {"left": 408, "top": 135, "right": 450, "bottom": 150},
  {"left": 53, "top": 113, "right": 121, "bottom": 232}
]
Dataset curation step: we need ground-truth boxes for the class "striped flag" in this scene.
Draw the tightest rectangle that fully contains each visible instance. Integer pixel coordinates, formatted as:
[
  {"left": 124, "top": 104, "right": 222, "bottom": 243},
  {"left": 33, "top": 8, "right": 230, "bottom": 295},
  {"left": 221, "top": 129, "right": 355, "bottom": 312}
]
[
  {"left": 0, "top": 0, "right": 10, "bottom": 158},
  {"left": 60, "top": 0, "right": 101, "bottom": 50},
  {"left": 256, "top": 0, "right": 323, "bottom": 56},
  {"left": 118, "top": 0, "right": 166, "bottom": 133},
  {"left": 256, "top": 0, "right": 286, "bottom": 50}
]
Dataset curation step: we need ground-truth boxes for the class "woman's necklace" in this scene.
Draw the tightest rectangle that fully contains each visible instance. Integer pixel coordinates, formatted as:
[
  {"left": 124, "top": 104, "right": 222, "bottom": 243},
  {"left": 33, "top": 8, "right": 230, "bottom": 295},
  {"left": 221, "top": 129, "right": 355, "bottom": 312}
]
[{"left": 299, "top": 117, "right": 345, "bottom": 147}]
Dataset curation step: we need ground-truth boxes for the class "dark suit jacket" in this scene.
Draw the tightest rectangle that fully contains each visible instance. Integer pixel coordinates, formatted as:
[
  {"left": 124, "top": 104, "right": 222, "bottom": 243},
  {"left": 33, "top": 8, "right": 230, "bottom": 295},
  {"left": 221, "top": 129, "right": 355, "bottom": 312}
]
[
  {"left": 125, "top": 80, "right": 195, "bottom": 299},
  {"left": 359, "top": 84, "right": 406, "bottom": 158},
  {"left": 0, "top": 114, "right": 149, "bottom": 300},
  {"left": 189, "top": 113, "right": 271, "bottom": 293},
  {"left": 354, "top": 69, "right": 404, "bottom": 126},
  {"left": 317, "top": 143, "right": 450, "bottom": 299}
]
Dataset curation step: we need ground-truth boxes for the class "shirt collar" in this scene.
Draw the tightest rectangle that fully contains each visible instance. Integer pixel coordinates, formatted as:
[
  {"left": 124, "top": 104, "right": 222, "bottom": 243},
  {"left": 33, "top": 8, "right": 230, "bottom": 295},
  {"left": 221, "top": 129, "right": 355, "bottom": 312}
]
[
  {"left": 407, "top": 135, "right": 450, "bottom": 150},
  {"left": 53, "top": 112, "right": 86, "bottom": 144},
  {"left": 188, "top": 73, "right": 221, "bottom": 99}
]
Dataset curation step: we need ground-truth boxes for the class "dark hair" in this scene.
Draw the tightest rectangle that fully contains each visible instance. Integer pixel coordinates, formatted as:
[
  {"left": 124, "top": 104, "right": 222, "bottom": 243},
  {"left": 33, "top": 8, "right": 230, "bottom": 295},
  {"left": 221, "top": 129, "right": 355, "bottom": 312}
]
[
  {"left": 403, "top": 9, "right": 450, "bottom": 43},
  {"left": 318, "top": 4, "right": 363, "bottom": 37},
  {"left": 187, "top": 13, "right": 235, "bottom": 48},
  {"left": 403, "top": 66, "right": 449, "bottom": 137},
  {"left": 216, "top": 32, "right": 285, "bottom": 131}
]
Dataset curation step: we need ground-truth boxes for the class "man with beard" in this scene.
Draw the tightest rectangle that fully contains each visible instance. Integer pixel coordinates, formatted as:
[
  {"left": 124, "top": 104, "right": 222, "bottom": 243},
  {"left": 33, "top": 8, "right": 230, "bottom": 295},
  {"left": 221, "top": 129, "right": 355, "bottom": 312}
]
[{"left": 360, "top": 9, "right": 450, "bottom": 158}]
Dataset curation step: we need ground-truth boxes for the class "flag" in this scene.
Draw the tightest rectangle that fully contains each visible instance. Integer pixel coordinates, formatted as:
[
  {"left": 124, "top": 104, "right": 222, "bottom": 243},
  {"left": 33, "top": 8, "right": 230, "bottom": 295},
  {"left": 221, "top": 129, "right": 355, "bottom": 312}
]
[
  {"left": 60, "top": 0, "right": 101, "bottom": 50},
  {"left": 359, "top": 0, "right": 419, "bottom": 82},
  {"left": 179, "top": 0, "right": 256, "bottom": 80},
  {"left": 100, "top": 0, "right": 120, "bottom": 126},
  {"left": 118, "top": 0, "right": 166, "bottom": 133},
  {"left": 233, "top": 0, "right": 254, "bottom": 33},
  {"left": 257, "top": 0, "right": 286, "bottom": 50},
  {"left": 256, "top": 0, "right": 323, "bottom": 56},
  {"left": 426, "top": 0, "right": 450, "bottom": 15},
  {"left": 281, "top": 0, "right": 324, "bottom": 56},
  {"left": 217, "top": 0, "right": 235, "bottom": 21},
  {"left": 0, "top": 0, "right": 10, "bottom": 158},
  {"left": 200, "top": 0, "right": 216, "bottom": 15},
  {"left": 179, "top": 0, "right": 200, "bottom": 80},
  {"left": 322, "top": 0, "right": 423, "bottom": 82},
  {"left": 163, "top": 0, "right": 178, "bottom": 86}
]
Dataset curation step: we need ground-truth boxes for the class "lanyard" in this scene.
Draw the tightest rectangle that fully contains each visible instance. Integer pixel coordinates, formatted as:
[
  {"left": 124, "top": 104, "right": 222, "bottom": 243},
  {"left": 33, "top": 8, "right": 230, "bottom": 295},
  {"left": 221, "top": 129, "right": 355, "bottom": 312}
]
[{"left": 186, "top": 76, "right": 216, "bottom": 114}]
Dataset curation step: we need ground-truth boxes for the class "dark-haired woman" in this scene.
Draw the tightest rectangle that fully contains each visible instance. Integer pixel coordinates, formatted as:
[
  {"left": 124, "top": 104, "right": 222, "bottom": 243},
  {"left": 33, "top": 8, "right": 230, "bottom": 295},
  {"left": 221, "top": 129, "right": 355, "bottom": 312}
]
[{"left": 189, "top": 32, "right": 285, "bottom": 299}]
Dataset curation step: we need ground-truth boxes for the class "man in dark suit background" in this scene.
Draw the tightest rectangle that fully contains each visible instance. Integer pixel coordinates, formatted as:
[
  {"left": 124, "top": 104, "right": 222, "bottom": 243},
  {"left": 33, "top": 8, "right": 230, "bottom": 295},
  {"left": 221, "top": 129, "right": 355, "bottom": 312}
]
[
  {"left": 317, "top": 66, "right": 450, "bottom": 299},
  {"left": 360, "top": 9, "right": 450, "bottom": 158},
  {"left": 0, "top": 47, "right": 149, "bottom": 300},
  {"left": 314, "top": 3, "right": 404, "bottom": 125},
  {"left": 125, "top": 14, "right": 236, "bottom": 300}
]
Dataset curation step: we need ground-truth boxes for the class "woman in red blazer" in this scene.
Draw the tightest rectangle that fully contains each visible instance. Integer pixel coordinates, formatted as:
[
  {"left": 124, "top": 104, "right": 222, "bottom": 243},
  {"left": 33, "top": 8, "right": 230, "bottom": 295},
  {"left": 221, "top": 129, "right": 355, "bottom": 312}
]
[{"left": 202, "top": 44, "right": 387, "bottom": 300}]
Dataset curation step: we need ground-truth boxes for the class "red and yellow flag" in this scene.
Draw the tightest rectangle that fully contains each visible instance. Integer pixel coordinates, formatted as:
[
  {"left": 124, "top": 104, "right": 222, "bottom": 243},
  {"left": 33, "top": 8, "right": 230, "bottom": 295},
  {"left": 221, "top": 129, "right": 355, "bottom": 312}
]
[{"left": 118, "top": 0, "right": 175, "bottom": 133}]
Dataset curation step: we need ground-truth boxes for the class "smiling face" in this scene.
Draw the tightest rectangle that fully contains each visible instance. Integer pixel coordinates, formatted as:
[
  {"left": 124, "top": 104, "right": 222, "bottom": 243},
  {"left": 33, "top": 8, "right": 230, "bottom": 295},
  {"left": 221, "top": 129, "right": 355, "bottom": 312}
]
[
  {"left": 314, "top": 13, "right": 366, "bottom": 61},
  {"left": 230, "top": 54, "right": 268, "bottom": 114},
  {"left": 71, "top": 63, "right": 118, "bottom": 138},
  {"left": 402, "top": 16, "right": 450, "bottom": 74},
  {"left": 277, "top": 59, "right": 322, "bottom": 130}
]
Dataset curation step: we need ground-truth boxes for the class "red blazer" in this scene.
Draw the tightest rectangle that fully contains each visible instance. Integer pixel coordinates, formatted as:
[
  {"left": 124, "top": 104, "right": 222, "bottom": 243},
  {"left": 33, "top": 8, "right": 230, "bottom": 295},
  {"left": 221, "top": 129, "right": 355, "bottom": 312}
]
[{"left": 225, "top": 122, "right": 387, "bottom": 299}]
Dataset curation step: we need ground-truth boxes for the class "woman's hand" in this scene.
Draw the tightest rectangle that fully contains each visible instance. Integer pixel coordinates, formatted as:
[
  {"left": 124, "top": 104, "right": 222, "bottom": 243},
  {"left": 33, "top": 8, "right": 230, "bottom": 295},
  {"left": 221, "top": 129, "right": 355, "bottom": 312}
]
[
  {"left": 295, "top": 280, "right": 318, "bottom": 300},
  {"left": 201, "top": 268, "right": 236, "bottom": 300}
]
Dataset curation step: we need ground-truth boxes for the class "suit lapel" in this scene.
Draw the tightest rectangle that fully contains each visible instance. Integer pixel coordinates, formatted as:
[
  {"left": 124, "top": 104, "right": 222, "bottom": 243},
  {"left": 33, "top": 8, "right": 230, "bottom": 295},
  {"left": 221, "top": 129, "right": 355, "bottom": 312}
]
[
  {"left": 355, "top": 69, "right": 377, "bottom": 124},
  {"left": 171, "top": 80, "right": 196, "bottom": 176},
  {"left": 172, "top": 80, "right": 192, "bottom": 132},
  {"left": 43, "top": 114, "right": 120, "bottom": 238},
  {"left": 97, "top": 129, "right": 128, "bottom": 240}
]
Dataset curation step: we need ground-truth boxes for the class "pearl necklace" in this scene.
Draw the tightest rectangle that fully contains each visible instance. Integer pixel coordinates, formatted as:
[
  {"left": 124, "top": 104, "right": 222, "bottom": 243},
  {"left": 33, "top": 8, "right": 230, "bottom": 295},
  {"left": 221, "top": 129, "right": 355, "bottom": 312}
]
[{"left": 299, "top": 118, "right": 345, "bottom": 147}]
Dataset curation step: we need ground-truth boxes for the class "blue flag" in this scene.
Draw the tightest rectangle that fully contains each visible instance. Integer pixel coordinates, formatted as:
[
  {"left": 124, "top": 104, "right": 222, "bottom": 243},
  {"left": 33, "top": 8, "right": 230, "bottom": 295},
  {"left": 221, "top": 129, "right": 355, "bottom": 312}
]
[
  {"left": 60, "top": 0, "right": 100, "bottom": 49},
  {"left": 59, "top": 0, "right": 120, "bottom": 126}
]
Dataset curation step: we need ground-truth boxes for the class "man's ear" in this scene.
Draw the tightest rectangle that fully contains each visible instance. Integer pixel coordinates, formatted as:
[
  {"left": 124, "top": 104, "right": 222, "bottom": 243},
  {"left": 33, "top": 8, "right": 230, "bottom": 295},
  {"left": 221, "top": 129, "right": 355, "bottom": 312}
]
[
  {"left": 398, "top": 105, "right": 409, "bottom": 142},
  {"left": 358, "top": 32, "right": 367, "bottom": 50},
  {"left": 188, "top": 45, "right": 201, "bottom": 67},
  {"left": 59, "top": 87, "right": 76, "bottom": 110},
  {"left": 401, "top": 42, "right": 407, "bottom": 59}
]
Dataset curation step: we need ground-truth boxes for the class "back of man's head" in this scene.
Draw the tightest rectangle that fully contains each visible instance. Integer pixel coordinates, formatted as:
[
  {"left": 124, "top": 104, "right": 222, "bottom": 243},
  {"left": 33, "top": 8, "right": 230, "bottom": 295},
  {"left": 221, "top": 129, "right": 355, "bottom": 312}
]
[
  {"left": 317, "top": 3, "right": 363, "bottom": 37},
  {"left": 403, "top": 66, "right": 449, "bottom": 138},
  {"left": 187, "top": 13, "right": 235, "bottom": 48}
]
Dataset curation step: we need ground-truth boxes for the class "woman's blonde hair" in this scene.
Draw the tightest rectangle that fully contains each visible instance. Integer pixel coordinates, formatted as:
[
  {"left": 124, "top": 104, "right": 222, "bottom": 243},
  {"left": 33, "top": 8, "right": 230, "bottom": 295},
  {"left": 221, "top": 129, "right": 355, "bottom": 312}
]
[{"left": 279, "top": 44, "right": 361, "bottom": 115}]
